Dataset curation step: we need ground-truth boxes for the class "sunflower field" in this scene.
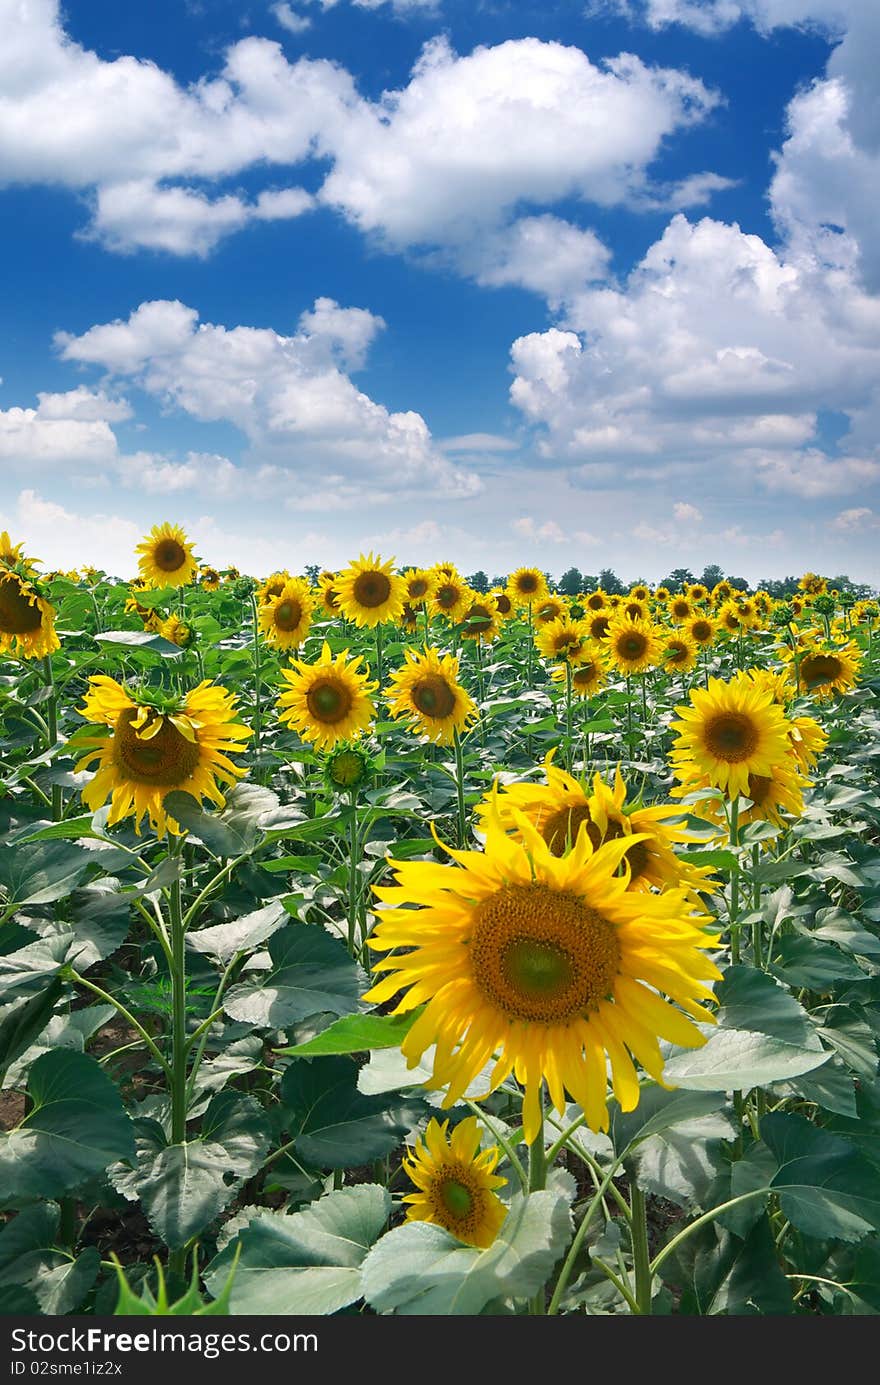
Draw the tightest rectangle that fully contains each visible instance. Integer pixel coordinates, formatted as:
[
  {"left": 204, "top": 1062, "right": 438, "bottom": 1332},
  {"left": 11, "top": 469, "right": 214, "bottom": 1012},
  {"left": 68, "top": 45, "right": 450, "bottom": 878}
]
[{"left": 1, "top": 525, "right": 880, "bottom": 1319}]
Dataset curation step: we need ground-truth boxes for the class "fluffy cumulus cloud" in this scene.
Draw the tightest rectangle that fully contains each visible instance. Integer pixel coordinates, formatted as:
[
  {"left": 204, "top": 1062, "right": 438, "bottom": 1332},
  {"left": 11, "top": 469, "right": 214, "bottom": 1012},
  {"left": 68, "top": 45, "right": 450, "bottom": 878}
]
[
  {"left": 56, "top": 298, "right": 481, "bottom": 506},
  {"left": 508, "top": 214, "right": 880, "bottom": 503}
]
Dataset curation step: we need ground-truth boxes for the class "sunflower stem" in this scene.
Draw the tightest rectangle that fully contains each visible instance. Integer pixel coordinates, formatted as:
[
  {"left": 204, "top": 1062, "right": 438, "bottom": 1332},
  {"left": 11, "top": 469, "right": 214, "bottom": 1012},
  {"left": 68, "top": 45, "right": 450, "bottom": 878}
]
[
  {"left": 625, "top": 674, "right": 635, "bottom": 761},
  {"left": 528, "top": 1087, "right": 547, "bottom": 1314},
  {"left": 728, "top": 796, "right": 741, "bottom": 964},
  {"left": 375, "top": 622, "right": 384, "bottom": 687},
  {"left": 629, "top": 1184, "right": 653, "bottom": 1314},
  {"left": 42, "top": 655, "right": 63, "bottom": 821},
  {"left": 751, "top": 843, "right": 763, "bottom": 966},
  {"left": 347, "top": 787, "right": 360, "bottom": 957},
  {"left": 564, "top": 659, "right": 573, "bottom": 772},
  {"left": 167, "top": 835, "right": 189, "bottom": 1282},
  {"left": 249, "top": 592, "right": 263, "bottom": 768},
  {"left": 453, "top": 729, "right": 468, "bottom": 849}
]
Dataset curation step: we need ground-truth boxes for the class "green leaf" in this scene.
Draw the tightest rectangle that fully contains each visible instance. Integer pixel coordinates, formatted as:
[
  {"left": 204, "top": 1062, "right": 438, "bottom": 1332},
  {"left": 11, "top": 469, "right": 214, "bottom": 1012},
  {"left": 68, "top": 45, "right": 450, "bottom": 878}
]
[
  {"left": 0, "top": 978, "right": 63, "bottom": 1082},
  {"left": 625, "top": 1107, "right": 736, "bottom": 1210},
  {"left": 223, "top": 925, "right": 362, "bottom": 1028},
  {"left": 0, "top": 934, "right": 74, "bottom": 1005},
  {"left": 713, "top": 964, "right": 818, "bottom": 1046},
  {"left": 770, "top": 936, "right": 865, "bottom": 989},
  {"left": 764, "top": 1111, "right": 880, "bottom": 1243},
  {"left": 110, "top": 1091, "right": 271, "bottom": 1251},
  {"left": 204, "top": 1186, "right": 391, "bottom": 1315},
  {"left": 670, "top": 1219, "right": 794, "bottom": 1315},
  {"left": 279, "top": 1010, "right": 420, "bottom": 1057},
  {"left": 24, "top": 881, "right": 131, "bottom": 969},
  {"left": 0, "top": 1051, "right": 134, "bottom": 1206},
  {"left": 361, "top": 1190, "right": 573, "bottom": 1315},
  {"left": 611, "top": 1086, "right": 734, "bottom": 1157},
  {"left": 280, "top": 1057, "right": 427, "bottom": 1169},
  {"left": 663, "top": 1026, "right": 829, "bottom": 1091},
  {"left": 94, "top": 630, "right": 183, "bottom": 657},
  {"left": 0, "top": 841, "right": 93, "bottom": 909},
  {"left": 186, "top": 900, "right": 289, "bottom": 963}
]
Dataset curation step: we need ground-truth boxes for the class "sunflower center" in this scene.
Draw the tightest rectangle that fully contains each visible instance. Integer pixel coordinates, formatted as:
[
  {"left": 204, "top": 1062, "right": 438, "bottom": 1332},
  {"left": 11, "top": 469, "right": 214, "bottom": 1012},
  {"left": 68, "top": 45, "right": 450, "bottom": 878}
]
[
  {"left": 0, "top": 579, "right": 42, "bottom": 635},
  {"left": 586, "top": 594, "right": 605, "bottom": 611},
  {"left": 801, "top": 654, "right": 842, "bottom": 684},
  {"left": 517, "top": 574, "right": 540, "bottom": 595},
  {"left": 704, "top": 711, "right": 759, "bottom": 763},
  {"left": 274, "top": 599, "right": 302, "bottom": 632},
  {"left": 329, "top": 749, "right": 366, "bottom": 787},
  {"left": 436, "top": 583, "right": 460, "bottom": 610},
  {"left": 496, "top": 593, "right": 512, "bottom": 615},
  {"left": 409, "top": 578, "right": 429, "bottom": 600},
  {"left": 572, "top": 664, "right": 597, "bottom": 687},
  {"left": 672, "top": 601, "right": 689, "bottom": 618},
  {"left": 306, "top": 677, "right": 353, "bottom": 724},
  {"left": 411, "top": 674, "right": 456, "bottom": 720},
  {"left": 617, "top": 632, "right": 647, "bottom": 660},
  {"left": 590, "top": 616, "right": 610, "bottom": 639},
  {"left": 154, "top": 539, "right": 187, "bottom": 573},
  {"left": 691, "top": 620, "right": 712, "bottom": 642},
  {"left": 541, "top": 803, "right": 598, "bottom": 855},
  {"left": 471, "top": 883, "right": 620, "bottom": 1024},
  {"left": 114, "top": 708, "right": 201, "bottom": 786},
  {"left": 666, "top": 642, "right": 688, "bottom": 666},
  {"left": 466, "top": 605, "right": 493, "bottom": 633},
  {"left": 439, "top": 1176, "right": 475, "bottom": 1220},
  {"left": 353, "top": 571, "right": 392, "bottom": 608}
]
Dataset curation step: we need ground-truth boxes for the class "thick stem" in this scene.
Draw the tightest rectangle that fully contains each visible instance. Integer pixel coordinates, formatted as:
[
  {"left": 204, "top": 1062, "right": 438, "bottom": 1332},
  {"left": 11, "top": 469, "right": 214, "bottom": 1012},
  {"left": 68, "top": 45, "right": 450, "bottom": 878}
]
[
  {"left": 629, "top": 1184, "right": 653, "bottom": 1315},
  {"left": 453, "top": 730, "right": 468, "bottom": 850},
  {"left": 43, "top": 656, "right": 63, "bottom": 822},
  {"left": 751, "top": 843, "right": 762, "bottom": 965},
  {"left": 728, "top": 796, "right": 741, "bottom": 965},
  {"left": 564, "top": 659, "right": 573, "bottom": 772},
  {"left": 347, "top": 788, "right": 360, "bottom": 957},
  {"left": 168, "top": 838, "right": 188, "bottom": 1282}
]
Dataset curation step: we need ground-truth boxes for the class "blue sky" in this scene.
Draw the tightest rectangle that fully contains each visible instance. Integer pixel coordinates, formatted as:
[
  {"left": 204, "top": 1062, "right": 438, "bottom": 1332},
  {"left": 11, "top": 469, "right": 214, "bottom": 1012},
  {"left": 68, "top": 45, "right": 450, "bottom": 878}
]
[{"left": 1, "top": 0, "right": 878, "bottom": 583}]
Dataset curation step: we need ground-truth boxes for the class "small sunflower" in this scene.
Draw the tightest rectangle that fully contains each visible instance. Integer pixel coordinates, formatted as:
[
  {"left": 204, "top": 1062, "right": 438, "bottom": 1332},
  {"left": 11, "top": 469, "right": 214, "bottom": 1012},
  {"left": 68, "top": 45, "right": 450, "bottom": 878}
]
[
  {"left": 798, "top": 572, "right": 827, "bottom": 596},
  {"left": 586, "top": 609, "right": 612, "bottom": 643},
  {"left": 461, "top": 593, "right": 501, "bottom": 643},
  {"left": 534, "top": 596, "right": 568, "bottom": 627},
  {"left": 629, "top": 584, "right": 651, "bottom": 603},
  {"left": 75, "top": 677, "right": 251, "bottom": 838},
  {"left": 258, "top": 578, "right": 314, "bottom": 651},
  {"left": 506, "top": 567, "right": 549, "bottom": 609},
  {"left": 400, "top": 601, "right": 421, "bottom": 633},
  {"left": 551, "top": 646, "right": 608, "bottom": 698},
  {"left": 687, "top": 584, "right": 710, "bottom": 604},
  {"left": 135, "top": 523, "right": 198, "bottom": 589},
  {"left": 336, "top": 553, "right": 406, "bottom": 629},
  {"left": 674, "top": 756, "right": 806, "bottom": 832},
  {"left": 535, "top": 616, "right": 587, "bottom": 662},
  {"left": 402, "top": 1117, "right": 507, "bottom": 1248},
  {"left": 0, "top": 572, "right": 60, "bottom": 659},
  {"left": 385, "top": 646, "right": 477, "bottom": 745},
  {"left": 622, "top": 598, "right": 650, "bottom": 623},
  {"left": 317, "top": 573, "right": 341, "bottom": 617},
  {"left": 490, "top": 588, "right": 514, "bottom": 620},
  {"left": 781, "top": 638, "right": 861, "bottom": 699},
  {"left": 662, "top": 632, "right": 698, "bottom": 675},
  {"left": 605, "top": 615, "right": 661, "bottom": 676},
  {"left": 0, "top": 531, "right": 39, "bottom": 575},
  {"left": 585, "top": 590, "right": 608, "bottom": 612},
  {"left": 711, "top": 581, "right": 733, "bottom": 604},
  {"left": 324, "top": 742, "right": 374, "bottom": 794},
  {"left": 669, "top": 675, "right": 795, "bottom": 799},
  {"left": 278, "top": 642, "right": 377, "bottom": 750},
  {"left": 717, "top": 600, "right": 745, "bottom": 635},
  {"left": 256, "top": 571, "right": 291, "bottom": 605},
  {"left": 686, "top": 613, "right": 717, "bottom": 648},
  {"left": 402, "top": 568, "right": 436, "bottom": 609},
  {"left": 430, "top": 575, "right": 470, "bottom": 623},
  {"left": 159, "top": 613, "right": 195, "bottom": 648},
  {"left": 200, "top": 567, "right": 221, "bottom": 592},
  {"left": 364, "top": 805, "right": 720, "bottom": 1142},
  {"left": 668, "top": 595, "right": 694, "bottom": 625}
]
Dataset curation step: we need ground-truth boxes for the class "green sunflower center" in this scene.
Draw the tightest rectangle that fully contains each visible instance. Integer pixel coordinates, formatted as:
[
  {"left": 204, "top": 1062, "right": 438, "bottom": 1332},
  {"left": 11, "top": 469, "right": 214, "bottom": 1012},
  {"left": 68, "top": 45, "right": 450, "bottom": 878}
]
[
  {"left": 617, "top": 632, "right": 647, "bottom": 661},
  {"left": 307, "top": 677, "right": 353, "bottom": 725},
  {"left": 328, "top": 748, "right": 367, "bottom": 788},
  {"left": 411, "top": 674, "right": 456, "bottom": 720},
  {"left": 704, "top": 711, "right": 759, "bottom": 763},
  {"left": 0, "top": 578, "right": 43, "bottom": 635},
  {"left": 353, "top": 571, "right": 392, "bottom": 608},
  {"left": 439, "top": 1176, "right": 475, "bottom": 1220},
  {"left": 274, "top": 599, "right": 302, "bottom": 632},
  {"left": 471, "top": 883, "right": 620, "bottom": 1024},
  {"left": 114, "top": 708, "right": 201, "bottom": 786},
  {"left": 154, "top": 539, "right": 187, "bottom": 573}
]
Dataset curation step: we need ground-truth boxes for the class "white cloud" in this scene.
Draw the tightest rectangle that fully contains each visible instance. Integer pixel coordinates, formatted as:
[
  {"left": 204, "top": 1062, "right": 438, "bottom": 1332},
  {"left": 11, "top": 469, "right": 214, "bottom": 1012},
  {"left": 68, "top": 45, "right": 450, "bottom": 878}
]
[
  {"left": 512, "top": 516, "right": 598, "bottom": 545},
  {"left": 469, "top": 216, "right": 611, "bottom": 306},
  {"left": 438, "top": 433, "right": 519, "bottom": 454},
  {"left": 0, "top": 408, "right": 118, "bottom": 466},
  {"left": 831, "top": 506, "right": 876, "bottom": 530},
  {"left": 0, "top": 489, "right": 142, "bottom": 576},
  {"left": 56, "top": 298, "right": 481, "bottom": 503},
  {"left": 744, "top": 448, "right": 880, "bottom": 497},
  {"left": 271, "top": 3, "right": 312, "bottom": 33},
  {"left": 34, "top": 387, "right": 132, "bottom": 422},
  {"left": 673, "top": 501, "right": 702, "bottom": 521},
  {"left": 89, "top": 179, "right": 314, "bottom": 257}
]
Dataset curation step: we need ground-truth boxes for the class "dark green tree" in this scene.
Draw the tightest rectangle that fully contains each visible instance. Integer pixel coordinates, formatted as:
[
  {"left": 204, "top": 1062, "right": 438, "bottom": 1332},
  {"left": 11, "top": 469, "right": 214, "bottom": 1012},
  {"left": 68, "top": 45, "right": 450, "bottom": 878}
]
[
  {"left": 598, "top": 567, "right": 625, "bottom": 595},
  {"left": 303, "top": 563, "right": 320, "bottom": 585},
  {"left": 661, "top": 567, "right": 695, "bottom": 591},
  {"left": 700, "top": 563, "right": 725, "bottom": 589},
  {"left": 557, "top": 567, "right": 583, "bottom": 596},
  {"left": 465, "top": 570, "right": 490, "bottom": 593}
]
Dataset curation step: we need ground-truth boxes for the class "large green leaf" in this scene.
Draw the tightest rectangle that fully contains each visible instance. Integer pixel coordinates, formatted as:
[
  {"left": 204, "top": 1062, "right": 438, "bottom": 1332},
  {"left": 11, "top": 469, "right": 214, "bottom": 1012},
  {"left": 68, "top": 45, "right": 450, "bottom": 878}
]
[
  {"left": 663, "top": 1027, "right": 829, "bottom": 1090},
  {"left": 110, "top": 1091, "right": 271, "bottom": 1251},
  {"left": 668, "top": 1218, "right": 794, "bottom": 1315},
  {"left": 617, "top": 1093, "right": 737, "bottom": 1210},
  {"left": 0, "top": 841, "right": 93, "bottom": 909},
  {"left": 713, "top": 964, "right": 818, "bottom": 1045},
  {"left": 204, "top": 1186, "right": 391, "bottom": 1315},
  {"left": 280, "top": 1057, "right": 426, "bottom": 1168},
  {"left": 770, "top": 936, "right": 866, "bottom": 989},
  {"left": 279, "top": 1010, "right": 420, "bottom": 1057},
  {"left": 0, "top": 1203, "right": 99, "bottom": 1315},
  {"left": 361, "top": 1190, "right": 573, "bottom": 1315},
  {"left": 93, "top": 630, "right": 183, "bottom": 657},
  {"left": 21, "top": 881, "right": 131, "bottom": 969},
  {"left": 764, "top": 1112, "right": 880, "bottom": 1243},
  {"left": 186, "top": 900, "right": 289, "bottom": 963},
  {"left": 0, "top": 1050, "right": 135, "bottom": 1205},
  {"left": 165, "top": 783, "right": 279, "bottom": 857},
  {"left": 223, "top": 925, "right": 362, "bottom": 1028},
  {"left": 0, "top": 978, "right": 63, "bottom": 1083}
]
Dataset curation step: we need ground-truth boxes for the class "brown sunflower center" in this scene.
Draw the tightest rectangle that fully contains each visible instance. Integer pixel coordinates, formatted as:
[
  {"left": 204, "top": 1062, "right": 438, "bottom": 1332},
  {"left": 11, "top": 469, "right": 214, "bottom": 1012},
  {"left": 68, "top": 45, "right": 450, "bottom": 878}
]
[
  {"left": 666, "top": 642, "right": 689, "bottom": 666},
  {"left": 465, "top": 604, "right": 493, "bottom": 633},
  {"left": 154, "top": 539, "right": 187, "bottom": 573},
  {"left": 263, "top": 579, "right": 285, "bottom": 601},
  {"left": 624, "top": 602, "right": 643, "bottom": 620},
  {"left": 572, "top": 663, "right": 597, "bottom": 688},
  {"left": 541, "top": 803, "right": 599, "bottom": 855},
  {"left": 672, "top": 600, "right": 690, "bottom": 618},
  {"left": 411, "top": 674, "right": 457, "bottom": 720},
  {"left": 495, "top": 593, "right": 512, "bottom": 615},
  {"left": 436, "top": 583, "right": 461, "bottom": 611},
  {"left": 353, "top": 571, "right": 392, "bottom": 609},
  {"left": 306, "top": 677, "right": 353, "bottom": 725},
  {"left": 274, "top": 598, "right": 302, "bottom": 632},
  {"left": 470, "top": 883, "right": 620, "bottom": 1024},
  {"left": 408, "top": 578, "right": 430, "bottom": 600},
  {"left": 586, "top": 594, "right": 605, "bottom": 611},
  {"left": 0, "top": 578, "right": 43, "bottom": 635},
  {"left": 704, "top": 711, "right": 760, "bottom": 763},
  {"left": 800, "top": 654, "right": 842, "bottom": 685},
  {"left": 516, "top": 573, "right": 540, "bottom": 595},
  {"left": 590, "top": 615, "right": 610, "bottom": 640},
  {"left": 601, "top": 819, "right": 650, "bottom": 882},
  {"left": 616, "top": 632, "right": 647, "bottom": 661},
  {"left": 691, "top": 620, "right": 712, "bottom": 642},
  {"left": 113, "top": 708, "right": 201, "bottom": 786}
]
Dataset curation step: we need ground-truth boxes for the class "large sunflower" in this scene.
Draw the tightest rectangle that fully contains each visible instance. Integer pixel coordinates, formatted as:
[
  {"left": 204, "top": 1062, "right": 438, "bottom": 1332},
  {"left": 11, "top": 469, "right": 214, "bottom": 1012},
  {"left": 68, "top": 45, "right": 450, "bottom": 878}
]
[
  {"left": 336, "top": 553, "right": 406, "bottom": 628},
  {"left": 278, "top": 642, "right": 376, "bottom": 749},
  {"left": 781, "top": 638, "right": 861, "bottom": 699},
  {"left": 0, "top": 571, "right": 60, "bottom": 659},
  {"left": 364, "top": 807, "right": 720, "bottom": 1142},
  {"left": 401, "top": 1117, "right": 507, "bottom": 1248},
  {"left": 385, "top": 646, "right": 477, "bottom": 745},
  {"left": 461, "top": 593, "right": 501, "bottom": 644},
  {"left": 605, "top": 614, "right": 661, "bottom": 676},
  {"left": 670, "top": 676, "right": 794, "bottom": 799},
  {"left": 258, "top": 577, "right": 314, "bottom": 651},
  {"left": 506, "top": 567, "right": 549, "bottom": 609},
  {"left": 135, "top": 523, "right": 198, "bottom": 589},
  {"left": 75, "top": 677, "right": 251, "bottom": 837}
]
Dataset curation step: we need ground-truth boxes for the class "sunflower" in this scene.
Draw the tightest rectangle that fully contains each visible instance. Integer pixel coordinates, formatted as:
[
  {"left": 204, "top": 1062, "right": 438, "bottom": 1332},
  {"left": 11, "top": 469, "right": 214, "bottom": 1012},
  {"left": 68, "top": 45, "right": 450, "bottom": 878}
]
[
  {"left": 674, "top": 756, "right": 806, "bottom": 832},
  {"left": 135, "top": 523, "right": 198, "bottom": 589},
  {"left": 401, "top": 1117, "right": 507, "bottom": 1248},
  {"left": 789, "top": 714, "right": 828, "bottom": 770},
  {"left": 256, "top": 571, "right": 290, "bottom": 605},
  {"left": 506, "top": 567, "right": 549, "bottom": 609},
  {"left": 430, "top": 574, "right": 470, "bottom": 623},
  {"left": 586, "top": 609, "right": 612, "bottom": 643},
  {"left": 798, "top": 572, "right": 827, "bottom": 596},
  {"left": 364, "top": 805, "right": 720, "bottom": 1142},
  {"left": 653, "top": 586, "right": 670, "bottom": 604},
  {"left": 535, "top": 616, "right": 587, "bottom": 662},
  {"left": 551, "top": 646, "right": 607, "bottom": 698},
  {"left": 0, "top": 531, "right": 39, "bottom": 575},
  {"left": 258, "top": 578, "right": 313, "bottom": 651},
  {"left": 400, "top": 601, "right": 421, "bottom": 634},
  {"left": 200, "top": 567, "right": 221, "bottom": 592},
  {"left": 711, "top": 581, "right": 733, "bottom": 604},
  {"left": 385, "top": 646, "right": 477, "bottom": 745},
  {"left": 622, "top": 598, "right": 649, "bottom": 623},
  {"left": 687, "top": 583, "right": 710, "bottom": 604},
  {"left": 336, "top": 553, "right": 406, "bottom": 629},
  {"left": 0, "top": 572, "right": 60, "bottom": 659},
  {"left": 669, "top": 675, "right": 795, "bottom": 799},
  {"left": 686, "top": 613, "right": 717, "bottom": 648},
  {"left": 402, "top": 568, "right": 436, "bottom": 609},
  {"left": 662, "top": 632, "right": 698, "bottom": 675},
  {"left": 629, "top": 584, "right": 651, "bottom": 603},
  {"left": 667, "top": 595, "right": 693, "bottom": 625},
  {"left": 278, "top": 642, "right": 377, "bottom": 750},
  {"left": 461, "top": 593, "right": 501, "bottom": 643},
  {"left": 585, "top": 590, "right": 608, "bottom": 612},
  {"left": 534, "top": 596, "right": 568, "bottom": 626},
  {"left": 605, "top": 614, "right": 661, "bottom": 676},
  {"left": 490, "top": 588, "right": 514, "bottom": 620},
  {"left": 159, "top": 613, "right": 194, "bottom": 648},
  {"left": 733, "top": 598, "right": 760, "bottom": 630},
  {"left": 317, "top": 573, "right": 341, "bottom": 617},
  {"left": 717, "top": 600, "right": 745, "bottom": 635},
  {"left": 74, "top": 677, "right": 250, "bottom": 838},
  {"left": 781, "top": 638, "right": 862, "bottom": 699}
]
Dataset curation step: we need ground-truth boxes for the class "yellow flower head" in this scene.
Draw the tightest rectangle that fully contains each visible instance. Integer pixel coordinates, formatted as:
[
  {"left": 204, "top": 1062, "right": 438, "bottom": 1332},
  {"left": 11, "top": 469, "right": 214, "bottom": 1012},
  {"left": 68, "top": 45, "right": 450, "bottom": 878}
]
[
  {"left": 605, "top": 614, "right": 661, "bottom": 676},
  {"left": 0, "top": 572, "right": 60, "bottom": 660},
  {"left": 460, "top": 593, "right": 501, "bottom": 643},
  {"left": 401, "top": 568, "right": 437, "bottom": 609},
  {"left": 336, "top": 552, "right": 406, "bottom": 628},
  {"left": 662, "top": 632, "right": 698, "bottom": 675},
  {"left": 430, "top": 574, "right": 471, "bottom": 623},
  {"left": 535, "top": 616, "right": 588, "bottom": 662},
  {"left": 781, "top": 638, "right": 861, "bottom": 700},
  {"left": 257, "top": 571, "right": 291, "bottom": 605},
  {"left": 258, "top": 577, "right": 314, "bottom": 651},
  {"left": 385, "top": 646, "right": 477, "bottom": 745},
  {"left": 364, "top": 804, "right": 721, "bottom": 1142},
  {"left": 200, "top": 567, "right": 221, "bottom": 592},
  {"left": 402, "top": 1117, "right": 507, "bottom": 1248},
  {"left": 686, "top": 613, "right": 718, "bottom": 648},
  {"left": 135, "top": 523, "right": 198, "bottom": 589},
  {"left": 506, "top": 567, "right": 549, "bottom": 609},
  {"left": 670, "top": 675, "right": 795, "bottom": 799},
  {"left": 278, "top": 641, "right": 377, "bottom": 750},
  {"left": 551, "top": 644, "right": 608, "bottom": 697}
]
